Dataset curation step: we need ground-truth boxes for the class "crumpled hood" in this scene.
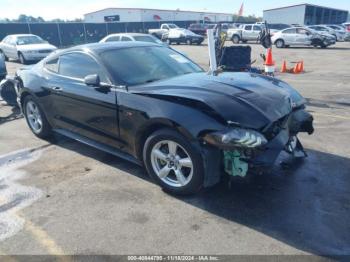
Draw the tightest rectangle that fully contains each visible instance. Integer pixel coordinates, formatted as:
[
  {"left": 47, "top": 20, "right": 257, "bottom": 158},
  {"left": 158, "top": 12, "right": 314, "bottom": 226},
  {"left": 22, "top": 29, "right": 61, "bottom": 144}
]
[
  {"left": 17, "top": 43, "right": 57, "bottom": 52},
  {"left": 131, "top": 72, "right": 305, "bottom": 129}
]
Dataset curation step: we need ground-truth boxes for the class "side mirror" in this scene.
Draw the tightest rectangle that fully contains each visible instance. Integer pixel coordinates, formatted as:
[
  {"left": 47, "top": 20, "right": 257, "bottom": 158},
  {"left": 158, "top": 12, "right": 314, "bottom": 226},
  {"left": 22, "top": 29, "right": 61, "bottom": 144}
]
[{"left": 84, "top": 74, "right": 100, "bottom": 87}]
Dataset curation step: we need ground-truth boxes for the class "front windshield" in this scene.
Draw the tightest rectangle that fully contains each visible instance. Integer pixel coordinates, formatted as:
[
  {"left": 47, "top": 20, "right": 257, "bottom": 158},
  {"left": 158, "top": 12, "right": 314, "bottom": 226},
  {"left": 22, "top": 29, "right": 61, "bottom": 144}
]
[
  {"left": 312, "top": 27, "right": 327, "bottom": 31},
  {"left": 16, "top": 35, "right": 45, "bottom": 45},
  {"left": 133, "top": 35, "right": 162, "bottom": 44},
  {"left": 168, "top": 24, "right": 179, "bottom": 29},
  {"left": 101, "top": 46, "right": 203, "bottom": 86}
]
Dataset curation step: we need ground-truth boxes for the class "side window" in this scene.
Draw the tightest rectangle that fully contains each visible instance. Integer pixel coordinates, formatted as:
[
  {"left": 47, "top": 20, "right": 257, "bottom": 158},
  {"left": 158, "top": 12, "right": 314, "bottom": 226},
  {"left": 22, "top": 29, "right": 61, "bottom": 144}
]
[
  {"left": 245, "top": 25, "right": 252, "bottom": 30},
  {"left": 44, "top": 57, "right": 59, "bottom": 73},
  {"left": 9, "top": 37, "right": 17, "bottom": 45},
  {"left": 105, "top": 36, "right": 120, "bottom": 42},
  {"left": 283, "top": 28, "right": 296, "bottom": 34},
  {"left": 58, "top": 53, "right": 108, "bottom": 82},
  {"left": 297, "top": 28, "right": 310, "bottom": 35},
  {"left": 163, "top": 25, "right": 169, "bottom": 30},
  {"left": 253, "top": 26, "right": 261, "bottom": 31},
  {"left": 2, "top": 36, "right": 8, "bottom": 43},
  {"left": 121, "top": 36, "right": 131, "bottom": 41}
]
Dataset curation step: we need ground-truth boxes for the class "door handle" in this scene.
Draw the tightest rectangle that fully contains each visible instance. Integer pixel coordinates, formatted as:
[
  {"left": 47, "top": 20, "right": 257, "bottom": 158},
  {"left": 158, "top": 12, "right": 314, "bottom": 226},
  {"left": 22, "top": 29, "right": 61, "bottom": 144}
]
[{"left": 50, "top": 86, "right": 63, "bottom": 92}]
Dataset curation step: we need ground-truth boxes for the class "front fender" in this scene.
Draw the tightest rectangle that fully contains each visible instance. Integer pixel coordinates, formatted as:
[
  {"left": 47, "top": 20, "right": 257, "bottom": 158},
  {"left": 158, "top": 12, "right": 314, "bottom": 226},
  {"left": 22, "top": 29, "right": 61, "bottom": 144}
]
[{"left": 118, "top": 92, "right": 227, "bottom": 156}]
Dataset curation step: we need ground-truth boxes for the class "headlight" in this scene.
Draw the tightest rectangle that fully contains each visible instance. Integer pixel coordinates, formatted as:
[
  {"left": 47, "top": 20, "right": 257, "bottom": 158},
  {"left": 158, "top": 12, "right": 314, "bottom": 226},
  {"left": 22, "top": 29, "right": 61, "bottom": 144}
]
[{"left": 203, "top": 128, "right": 268, "bottom": 149}]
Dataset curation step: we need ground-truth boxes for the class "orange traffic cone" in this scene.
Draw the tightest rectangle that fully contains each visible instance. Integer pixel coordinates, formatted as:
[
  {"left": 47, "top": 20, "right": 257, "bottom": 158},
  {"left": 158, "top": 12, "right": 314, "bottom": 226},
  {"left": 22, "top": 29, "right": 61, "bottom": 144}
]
[
  {"left": 281, "top": 60, "right": 287, "bottom": 73},
  {"left": 264, "top": 48, "right": 275, "bottom": 74},
  {"left": 299, "top": 61, "right": 304, "bottom": 72},
  {"left": 293, "top": 62, "right": 300, "bottom": 74}
]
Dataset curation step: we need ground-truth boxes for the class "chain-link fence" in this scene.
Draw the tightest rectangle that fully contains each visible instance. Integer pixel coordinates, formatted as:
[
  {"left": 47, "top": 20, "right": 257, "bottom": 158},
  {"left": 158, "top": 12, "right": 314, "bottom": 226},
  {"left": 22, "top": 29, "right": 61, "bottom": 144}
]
[{"left": 0, "top": 21, "right": 199, "bottom": 47}]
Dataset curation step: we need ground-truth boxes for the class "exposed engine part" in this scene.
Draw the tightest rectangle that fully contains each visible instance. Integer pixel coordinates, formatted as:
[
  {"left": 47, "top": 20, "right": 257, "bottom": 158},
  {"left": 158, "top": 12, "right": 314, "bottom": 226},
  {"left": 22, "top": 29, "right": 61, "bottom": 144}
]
[
  {"left": 223, "top": 150, "right": 248, "bottom": 177},
  {"left": 285, "top": 136, "right": 307, "bottom": 158}
]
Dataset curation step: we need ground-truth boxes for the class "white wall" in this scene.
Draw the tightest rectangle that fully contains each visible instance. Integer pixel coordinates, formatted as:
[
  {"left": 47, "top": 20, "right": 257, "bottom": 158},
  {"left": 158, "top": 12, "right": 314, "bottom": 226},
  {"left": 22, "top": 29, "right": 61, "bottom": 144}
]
[
  {"left": 84, "top": 9, "right": 142, "bottom": 23},
  {"left": 84, "top": 8, "right": 233, "bottom": 23},
  {"left": 263, "top": 5, "right": 306, "bottom": 25}
]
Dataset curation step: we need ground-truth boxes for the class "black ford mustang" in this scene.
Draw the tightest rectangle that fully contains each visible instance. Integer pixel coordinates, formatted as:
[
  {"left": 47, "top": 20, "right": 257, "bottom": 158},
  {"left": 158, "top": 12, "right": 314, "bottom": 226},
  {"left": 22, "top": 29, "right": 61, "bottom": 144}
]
[{"left": 15, "top": 42, "right": 313, "bottom": 194}]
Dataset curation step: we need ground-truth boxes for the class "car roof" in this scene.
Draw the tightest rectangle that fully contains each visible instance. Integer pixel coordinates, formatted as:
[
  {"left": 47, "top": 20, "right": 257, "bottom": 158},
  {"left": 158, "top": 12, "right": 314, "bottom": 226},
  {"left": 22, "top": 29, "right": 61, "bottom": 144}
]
[
  {"left": 6, "top": 34, "right": 38, "bottom": 38},
  {"left": 106, "top": 33, "right": 154, "bottom": 37}
]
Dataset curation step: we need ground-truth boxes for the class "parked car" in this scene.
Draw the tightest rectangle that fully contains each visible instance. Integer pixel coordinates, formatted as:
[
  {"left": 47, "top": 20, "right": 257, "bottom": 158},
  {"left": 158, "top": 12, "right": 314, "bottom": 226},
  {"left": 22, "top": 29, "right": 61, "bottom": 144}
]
[
  {"left": 271, "top": 27, "right": 336, "bottom": 48},
  {"left": 343, "top": 22, "right": 350, "bottom": 33},
  {"left": 0, "top": 53, "right": 6, "bottom": 80},
  {"left": 0, "top": 34, "right": 57, "bottom": 64},
  {"left": 163, "top": 29, "right": 204, "bottom": 45},
  {"left": 14, "top": 42, "right": 313, "bottom": 195},
  {"left": 307, "top": 25, "right": 345, "bottom": 41},
  {"left": 227, "top": 24, "right": 262, "bottom": 43},
  {"left": 100, "top": 33, "right": 164, "bottom": 45},
  {"left": 148, "top": 23, "right": 180, "bottom": 39},
  {"left": 187, "top": 23, "right": 208, "bottom": 36}
]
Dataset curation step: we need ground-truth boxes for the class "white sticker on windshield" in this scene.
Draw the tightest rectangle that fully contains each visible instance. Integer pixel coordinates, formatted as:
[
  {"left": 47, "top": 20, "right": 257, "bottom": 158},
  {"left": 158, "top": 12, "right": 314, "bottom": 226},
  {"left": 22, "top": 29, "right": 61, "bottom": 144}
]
[{"left": 169, "top": 54, "right": 189, "bottom": 63}]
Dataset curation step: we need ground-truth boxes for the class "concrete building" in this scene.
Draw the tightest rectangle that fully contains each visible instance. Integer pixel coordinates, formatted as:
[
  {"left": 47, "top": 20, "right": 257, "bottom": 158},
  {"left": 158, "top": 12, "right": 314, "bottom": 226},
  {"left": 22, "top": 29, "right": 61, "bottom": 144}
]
[
  {"left": 84, "top": 8, "right": 233, "bottom": 23},
  {"left": 263, "top": 4, "right": 349, "bottom": 25}
]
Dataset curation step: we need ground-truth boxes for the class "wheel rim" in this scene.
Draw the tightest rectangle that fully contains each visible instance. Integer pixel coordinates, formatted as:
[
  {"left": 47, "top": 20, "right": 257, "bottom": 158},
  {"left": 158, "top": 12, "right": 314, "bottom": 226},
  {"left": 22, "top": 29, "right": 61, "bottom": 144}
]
[
  {"left": 277, "top": 40, "right": 283, "bottom": 48},
  {"left": 26, "top": 101, "right": 43, "bottom": 133},
  {"left": 20, "top": 54, "right": 24, "bottom": 63},
  {"left": 150, "top": 140, "right": 193, "bottom": 188}
]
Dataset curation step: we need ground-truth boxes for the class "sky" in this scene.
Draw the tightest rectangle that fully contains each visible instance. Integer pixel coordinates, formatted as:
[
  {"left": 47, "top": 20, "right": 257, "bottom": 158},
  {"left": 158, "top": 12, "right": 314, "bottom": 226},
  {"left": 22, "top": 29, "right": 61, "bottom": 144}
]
[{"left": 0, "top": 0, "right": 349, "bottom": 20}]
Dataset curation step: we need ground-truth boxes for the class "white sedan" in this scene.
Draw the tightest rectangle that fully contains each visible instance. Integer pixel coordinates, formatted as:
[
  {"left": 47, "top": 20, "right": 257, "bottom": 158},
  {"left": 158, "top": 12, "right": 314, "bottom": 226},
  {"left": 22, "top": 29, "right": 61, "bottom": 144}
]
[
  {"left": 100, "top": 33, "right": 164, "bottom": 45},
  {"left": 0, "top": 34, "right": 57, "bottom": 64},
  {"left": 271, "top": 27, "right": 336, "bottom": 48}
]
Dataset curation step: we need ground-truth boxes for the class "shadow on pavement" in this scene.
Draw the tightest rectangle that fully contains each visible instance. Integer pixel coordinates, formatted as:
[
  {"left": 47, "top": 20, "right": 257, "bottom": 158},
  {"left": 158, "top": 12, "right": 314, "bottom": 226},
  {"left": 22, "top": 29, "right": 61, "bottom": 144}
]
[
  {"left": 177, "top": 150, "right": 350, "bottom": 256},
  {"left": 50, "top": 134, "right": 350, "bottom": 256},
  {"left": 0, "top": 105, "right": 22, "bottom": 125}
]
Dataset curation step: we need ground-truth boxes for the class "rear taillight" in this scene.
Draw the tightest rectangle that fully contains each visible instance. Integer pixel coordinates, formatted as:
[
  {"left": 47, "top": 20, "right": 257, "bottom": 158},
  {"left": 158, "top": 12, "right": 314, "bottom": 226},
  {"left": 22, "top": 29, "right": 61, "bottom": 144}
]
[{"left": 346, "top": 25, "right": 350, "bottom": 32}]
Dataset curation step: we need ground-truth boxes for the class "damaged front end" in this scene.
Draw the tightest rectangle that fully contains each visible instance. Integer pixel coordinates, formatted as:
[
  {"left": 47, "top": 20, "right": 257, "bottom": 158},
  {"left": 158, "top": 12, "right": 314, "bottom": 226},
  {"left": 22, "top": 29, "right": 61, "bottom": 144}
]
[{"left": 203, "top": 107, "right": 314, "bottom": 177}]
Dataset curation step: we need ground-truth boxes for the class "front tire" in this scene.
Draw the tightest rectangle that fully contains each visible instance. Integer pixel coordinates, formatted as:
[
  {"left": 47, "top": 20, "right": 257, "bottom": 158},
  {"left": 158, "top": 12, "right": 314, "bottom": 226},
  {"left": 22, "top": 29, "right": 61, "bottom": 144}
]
[
  {"left": 275, "top": 39, "right": 285, "bottom": 48},
  {"left": 143, "top": 128, "right": 204, "bottom": 195},
  {"left": 23, "top": 95, "right": 51, "bottom": 138},
  {"left": 232, "top": 35, "right": 240, "bottom": 44},
  {"left": 186, "top": 39, "right": 192, "bottom": 45},
  {"left": 19, "top": 53, "right": 27, "bottom": 64}
]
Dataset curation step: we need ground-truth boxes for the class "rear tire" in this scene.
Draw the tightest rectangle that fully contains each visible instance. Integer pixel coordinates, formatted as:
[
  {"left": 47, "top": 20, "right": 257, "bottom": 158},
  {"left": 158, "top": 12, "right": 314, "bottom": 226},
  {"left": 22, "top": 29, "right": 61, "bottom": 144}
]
[
  {"left": 275, "top": 39, "right": 285, "bottom": 48},
  {"left": 0, "top": 50, "right": 8, "bottom": 61},
  {"left": 23, "top": 95, "right": 52, "bottom": 138},
  {"left": 143, "top": 128, "right": 204, "bottom": 195}
]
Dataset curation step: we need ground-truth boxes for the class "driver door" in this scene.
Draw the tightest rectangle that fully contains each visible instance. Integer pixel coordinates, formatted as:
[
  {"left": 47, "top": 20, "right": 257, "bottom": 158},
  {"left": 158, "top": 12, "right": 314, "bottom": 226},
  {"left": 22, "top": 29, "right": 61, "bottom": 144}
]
[
  {"left": 44, "top": 52, "right": 122, "bottom": 148},
  {"left": 296, "top": 28, "right": 312, "bottom": 45}
]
